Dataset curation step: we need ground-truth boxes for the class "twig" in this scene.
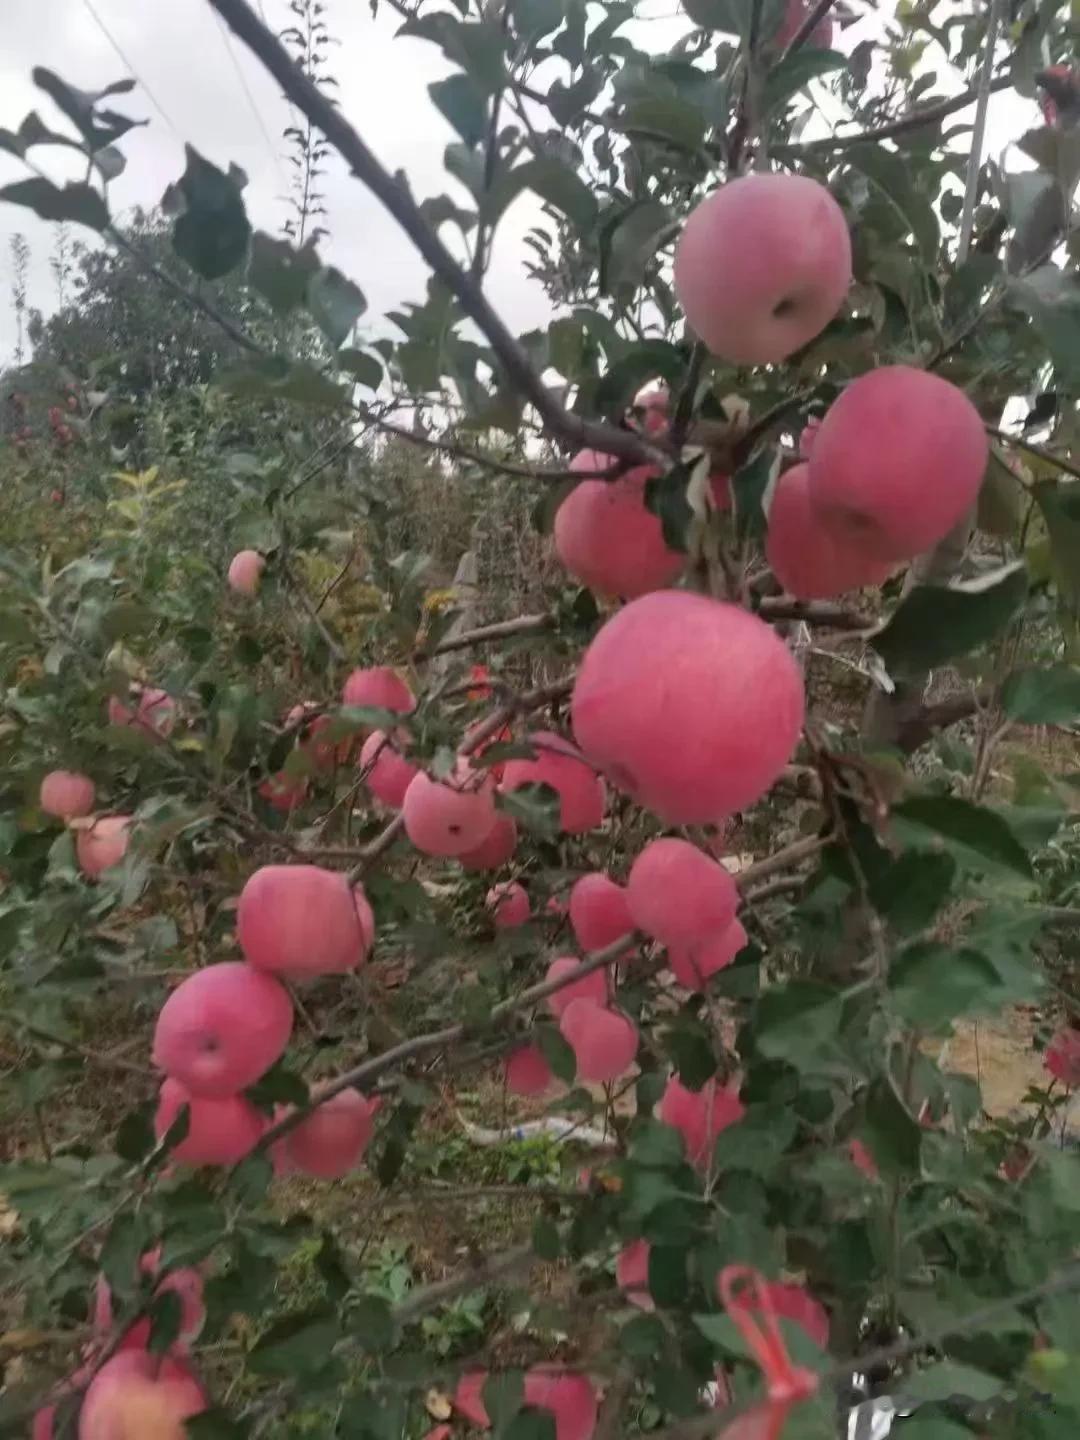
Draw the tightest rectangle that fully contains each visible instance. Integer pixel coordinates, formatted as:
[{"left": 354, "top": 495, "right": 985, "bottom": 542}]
[
  {"left": 757, "top": 597, "right": 875, "bottom": 631},
  {"left": 783, "top": 74, "right": 1012, "bottom": 156},
  {"left": 736, "top": 834, "right": 829, "bottom": 887},
  {"left": 986, "top": 426, "right": 1080, "bottom": 483},
  {"left": 206, "top": 0, "right": 666, "bottom": 469},
  {"left": 416, "top": 612, "right": 554, "bottom": 659},
  {"left": 393, "top": 1244, "right": 534, "bottom": 1322},
  {"left": 956, "top": 0, "right": 1004, "bottom": 265}
]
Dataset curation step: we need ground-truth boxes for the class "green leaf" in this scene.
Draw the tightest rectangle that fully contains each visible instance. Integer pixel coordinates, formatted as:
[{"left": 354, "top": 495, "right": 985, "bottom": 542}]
[
  {"left": 711, "top": 1104, "right": 796, "bottom": 1175},
  {"left": 889, "top": 942, "right": 1003, "bottom": 1027},
  {"left": 307, "top": 265, "right": 367, "bottom": 348},
  {"left": 186, "top": 1412, "right": 253, "bottom": 1439},
  {"left": 247, "top": 1307, "right": 340, "bottom": 1377},
  {"left": 1034, "top": 478, "right": 1080, "bottom": 612},
  {"left": 484, "top": 157, "right": 598, "bottom": 231},
  {"left": 532, "top": 1215, "right": 561, "bottom": 1261},
  {"left": 536, "top": 1025, "right": 581, "bottom": 1086},
  {"left": 847, "top": 143, "right": 940, "bottom": 261},
  {"left": 350, "top": 1294, "right": 396, "bottom": 1351},
  {"left": 147, "top": 1289, "right": 183, "bottom": 1355},
  {"left": 861, "top": 1077, "right": 921, "bottom": 1180},
  {"left": 483, "top": 1371, "right": 524, "bottom": 1433},
  {"left": 734, "top": 448, "right": 777, "bottom": 544},
  {"left": 1003, "top": 664, "right": 1080, "bottom": 723},
  {"left": 619, "top": 94, "right": 707, "bottom": 151},
  {"left": 100, "top": 1212, "right": 146, "bottom": 1300},
  {"left": 248, "top": 232, "right": 318, "bottom": 314},
  {"left": 645, "top": 463, "right": 695, "bottom": 553},
  {"left": 873, "top": 563, "right": 1028, "bottom": 676},
  {"left": 505, "top": 1412, "right": 557, "bottom": 1440},
  {"left": 600, "top": 199, "right": 673, "bottom": 294},
  {"left": 755, "top": 981, "right": 843, "bottom": 1070},
  {"left": 904, "top": 1363, "right": 1003, "bottom": 1403},
  {"left": 430, "top": 73, "right": 488, "bottom": 147},
  {"left": 168, "top": 146, "right": 251, "bottom": 280},
  {"left": 764, "top": 49, "right": 844, "bottom": 113},
  {"left": 337, "top": 348, "right": 384, "bottom": 389},
  {"left": 1009, "top": 265, "right": 1080, "bottom": 383},
  {"left": 620, "top": 1312, "right": 668, "bottom": 1357},
  {"left": 498, "top": 782, "right": 561, "bottom": 838},
  {"left": 0, "top": 178, "right": 108, "bottom": 231},
  {"left": 217, "top": 356, "right": 349, "bottom": 411},
  {"left": 114, "top": 1105, "right": 156, "bottom": 1163},
  {"left": 869, "top": 851, "right": 957, "bottom": 935},
  {"left": 894, "top": 1418, "right": 976, "bottom": 1440},
  {"left": 891, "top": 795, "right": 1032, "bottom": 879}
]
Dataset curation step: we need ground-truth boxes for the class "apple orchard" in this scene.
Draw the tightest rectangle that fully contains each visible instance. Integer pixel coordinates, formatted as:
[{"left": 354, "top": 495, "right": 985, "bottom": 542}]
[{"left": 5, "top": 0, "right": 1080, "bottom": 1436}]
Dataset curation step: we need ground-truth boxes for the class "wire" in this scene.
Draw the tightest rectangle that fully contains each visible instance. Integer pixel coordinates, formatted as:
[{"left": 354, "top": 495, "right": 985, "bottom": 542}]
[
  {"left": 79, "top": 0, "right": 182, "bottom": 138},
  {"left": 212, "top": 8, "right": 289, "bottom": 189}
]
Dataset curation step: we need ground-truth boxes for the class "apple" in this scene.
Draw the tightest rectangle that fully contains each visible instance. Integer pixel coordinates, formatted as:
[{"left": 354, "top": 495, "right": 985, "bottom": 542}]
[
  {"left": 774, "top": 0, "right": 833, "bottom": 49},
  {"left": 667, "top": 918, "right": 748, "bottom": 989},
  {"left": 673, "top": 174, "right": 851, "bottom": 365},
  {"left": 39, "top": 769, "right": 95, "bottom": 821},
  {"left": 93, "top": 1253, "right": 205, "bottom": 1352},
  {"left": 500, "top": 731, "right": 605, "bottom": 834},
  {"left": 616, "top": 1237, "right": 654, "bottom": 1311},
  {"left": 766, "top": 462, "right": 895, "bottom": 599},
  {"left": 486, "top": 880, "right": 530, "bottom": 928},
  {"left": 628, "top": 838, "right": 739, "bottom": 946},
  {"left": 658, "top": 1075, "right": 745, "bottom": 1169},
  {"left": 78, "top": 1350, "right": 206, "bottom": 1439},
  {"left": 458, "top": 813, "right": 518, "bottom": 871},
  {"left": 523, "top": 1369, "right": 598, "bottom": 1440},
  {"left": 554, "top": 450, "right": 684, "bottom": 599},
  {"left": 544, "top": 957, "right": 608, "bottom": 1017},
  {"left": 341, "top": 665, "right": 415, "bottom": 716},
  {"left": 154, "top": 1078, "right": 265, "bottom": 1166},
  {"left": 285, "top": 1088, "right": 380, "bottom": 1178},
  {"left": 722, "top": 1276, "right": 829, "bottom": 1349},
  {"left": 227, "top": 549, "right": 265, "bottom": 596},
  {"left": 402, "top": 765, "right": 497, "bottom": 857},
  {"left": 807, "top": 366, "right": 989, "bottom": 561},
  {"left": 152, "top": 962, "right": 294, "bottom": 1097},
  {"left": 506, "top": 1044, "right": 553, "bottom": 1096},
  {"left": 360, "top": 729, "right": 419, "bottom": 809},
  {"left": 559, "top": 999, "right": 638, "bottom": 1083},
  {"left": 257, "top": 770, "right": 309, "bottom": 812},
  {"left": 237, "top": 864, "right": 374, "bottom": 977},
  {"left": 571, "top": 591, "right": 804, "bottom": 823},
  {"left": 107, "top": 686, "right": 176, "bottom": 739},
  {"left": 568, "top": 873, "right": 634, "bottom": 954},
  {"left": 75, "top": 815, "right": 132, "bottom": 878}
]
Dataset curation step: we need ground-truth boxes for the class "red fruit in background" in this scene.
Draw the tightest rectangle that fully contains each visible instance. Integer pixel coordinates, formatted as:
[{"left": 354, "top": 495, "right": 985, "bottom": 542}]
[
  {"left": 402, "top": 766, "right": 497, "bottom": 857},
  {"left": 108, "top": 686, "right": 177, "bottom": 739},
  {"left": 458, "top": 812, "right": 518, "bottom": 871},
  {"left": 628, "top": 838, "right": 738, "bottom": 947},
  {"left": 506, "top": 1044, "right": 553, "bottom": 1096},
  {"left": 709, "top": 472, "right": 732, "bottom": 510},
  {"left": 724, "top": 1276, "right": 830, "bottom": 1350},
  {"left": 454, "top": 1372, "right": 491, "bottom": 1427},
  {"left": 807, "top": 366, "right": 988, "bottom": 562},
  {"left": 568, "top": 872, "right": 634, "bottom": 954},
  {"left": 554, "top": 451, "right": 685, "bottom": 599},
  {"left": 848, "top": 1138, "right": 879, "bottom": 1180},
  {"left": 93, "top": 1256, "right": 205, "bottom": 1352},
  {"left": 154, "top": 1078, "right": 265, "bottom": 1166},
  {"left": 50, "top": 487, "right": 63, "bottom": 504},
  {"left": 48, "top": 405, "right": 63, "bottom": 428},
  {"left": 56, "top": 425, "right": 73, "bottom": 444},
  {"left": 77, "top": 1349, "right": 206, "bottom": 1439},
  {"left": 667, "top": 918, "right": 747, "bottom": 988},
  {"left": 460, "top": 718, "right": 514, "bottom": 780},
  {"left": 238, "top": 864, "right": 374, "bottom": 977},
  {"left": 152, "top": 962, "right": 294, "bottom": 1097},
  {"left": 467, "top": 663, "right": 492, "bottom": 701},
  {"left": 559, "top": 999, "right": 638, "bottom": 1083},
  {"left": 774, "top": 0, "right": 833, "bottom": 49},
  {"left": 360, "top": 729, "right": 419, "bottom": 809},
  {"left": 767, "top": 462, "right": 896, "bottom": 600},
  {"left": 286, "top": 706, "right": 353, "bottom": 770},
  {"left": 258, "top": 770, "right": 309, "bottom": 812},
  {"left": 66, "top": 393, "right": 78, "bottom": 411},
  {"left": 798, "top": 416, "right": 822, "bottom": 460},
  {"left": 341, "top": 665, "right": 415, "bottom": 717},
  {"left": 630, "top": 383, "right": 670, "bottom": 435},
  {"left": 523, "top": 1369, "right": 598, "bottom": 1440},
  {"left": 227, "top": 549, "right": 265, "bottom": 596},
  {"left": 674, "top": 174, "right": 851, "bottom": 366},
  {"left": 39, "top": 769, "right": 96, "bottom": 821},
  {"left": 285, "top": 1089, "right": 379, "bottom": 1178},
  {"left": 500, "top": 731, "right": 605, "bottom": 835},
  {"left": 572, "top": 591, "right": 804, "bottom": 824},
  {"left": 1045, "top": 1027, "right": 1080, "bottom": 1087},
  {"left": 616, "top": 1237, "right": 654, "bottom": 1311},
  {"left": 486, "top": 880, "right": 530, "bottom": 928},
  {"left": 75, "top": 814, "right": 132, "bottom": 877},
  {"left": 659, "top": 1075, "right": 745, "bottom": 1169},
  {"left": 545, "top": 957, "right": 608, "bottom": 1018}
]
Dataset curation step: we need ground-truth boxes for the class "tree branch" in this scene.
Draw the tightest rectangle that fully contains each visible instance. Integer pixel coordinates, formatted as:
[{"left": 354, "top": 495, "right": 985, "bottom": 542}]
[
  {"left": 205, "top": 0, "right": 665, "bottom": 468},
  {"left": 782, "top": 0, "right": 836, "bottom": 56},
  {"left": 758, "top": 597, "right": 875, "bottom": 630},
  {"left": 783, "top": 73, "right": 1012, "bottom": 156},
  {"left": 416, "top": 612, "right": 554, "bottom": 659}
]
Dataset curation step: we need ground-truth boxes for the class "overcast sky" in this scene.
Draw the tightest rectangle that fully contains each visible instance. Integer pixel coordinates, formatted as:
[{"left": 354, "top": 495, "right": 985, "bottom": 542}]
[{"left": 0, "top": 0, "right": 1040, "bottom": 366}]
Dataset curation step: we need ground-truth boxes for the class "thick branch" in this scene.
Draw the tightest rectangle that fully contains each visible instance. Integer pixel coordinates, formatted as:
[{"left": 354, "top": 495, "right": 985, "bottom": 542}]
[
  {"left": 206, "top": 0, "right": 663, "bottom": 468},
  {"left": 418, "top": 612, "right": 554, "bottom": 659},
  {"left": 758, "top": 596, "right": 875, "bottom": 630}
]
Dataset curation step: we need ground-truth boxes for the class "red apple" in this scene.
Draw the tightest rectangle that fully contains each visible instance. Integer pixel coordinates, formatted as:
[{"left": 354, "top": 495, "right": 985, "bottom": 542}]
[
  {"left": 154, "top": 1078, "right": 265, "bottom": 1166},
  {"left": 667, "top": 918, "right": 747, "bottom": 988},
  {"left": 285, "top": 1088, "right": 379, "bottom": 1178},
  {"left": 78, "top": 1349, "right": 206, "bottom": 1439},
  {"left": 227, "top": 549, "right": 264, "bottom": 596},
  {"left": 402, "top": 765, "right": 497, "bottom": 857},
  {"left": 39, "top": 770, "right": 95, "bottom": 821},
  {"left": 360, "top": 729, "right": 419, "bottom": 809},
  {"left": 559, "top": 999, "right": 638, "bottom": 1083},
  {"left": 458, "top": 812, "right": 518, "bottom": 871},
  {"left": 237, "top": 864, "right": 374, "bottom": 977},
  {"left": 341, "top": 665, "right": 415, "bottom": 717},
  {"left": 628, "top": 838, "right": 739, "bottom": 946},
  {"left": 658, "top": 1075, "right": 744, "bottom": 1169},
  {"left": 499, "top": 731, "right": 605, "bottom": 834},
  {"left": 545, "top": 957, "right": 608, "bottom": 1017},
  {"left": 75, "top": 815, "right": 132, "bottom": 877},
  {"left": 767, "top": 462, "right": 895, "bottom": 599},
  {"left": 568, "top": 873, "right": 634, "bottom": 955},
  {"left": 486, "top": 880, "right": 530, "bottom": 928}
]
